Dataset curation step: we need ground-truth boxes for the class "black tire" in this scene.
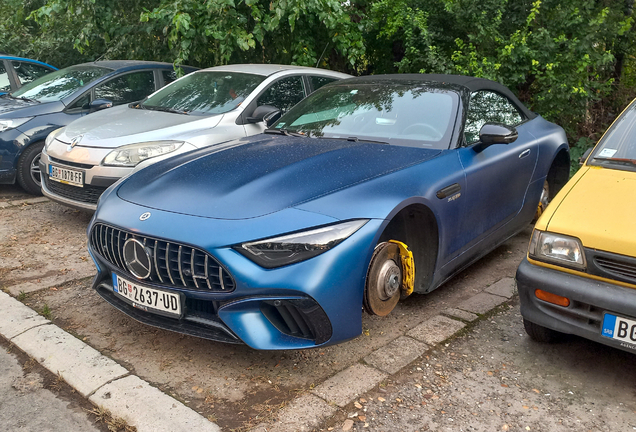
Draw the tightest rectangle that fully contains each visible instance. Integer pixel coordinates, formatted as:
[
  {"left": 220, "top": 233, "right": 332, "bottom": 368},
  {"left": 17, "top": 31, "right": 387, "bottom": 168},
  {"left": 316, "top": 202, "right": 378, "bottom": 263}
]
[
  {"left": 523, "top": 318, "right": 564, "bottom": 343},
  {"left": 16, "top": 142, "right": 44, "bottom": 195}
]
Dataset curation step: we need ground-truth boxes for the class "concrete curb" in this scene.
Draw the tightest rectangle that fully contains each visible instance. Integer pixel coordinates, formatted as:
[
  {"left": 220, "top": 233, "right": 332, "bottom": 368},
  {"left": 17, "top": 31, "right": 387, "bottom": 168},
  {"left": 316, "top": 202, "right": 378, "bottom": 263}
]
[
  {"left": 252, "top": 277, "right": 516, "bottom": 431},
  {"left": 0, "top": 291, "right": 220, "bottom": 432}
]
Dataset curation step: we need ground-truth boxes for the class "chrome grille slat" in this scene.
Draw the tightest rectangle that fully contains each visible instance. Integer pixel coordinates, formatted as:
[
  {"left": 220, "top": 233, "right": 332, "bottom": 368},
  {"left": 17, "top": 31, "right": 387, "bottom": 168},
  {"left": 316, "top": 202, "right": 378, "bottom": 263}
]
[
  {"left": 90, "top": 224, "right": 234, "bottom": 293},
  {"left": 165, "top": 243, "right": 176, "bottom": 285},
  {"left": 154, "top": 240, "right": 164, "bottom": 283}
]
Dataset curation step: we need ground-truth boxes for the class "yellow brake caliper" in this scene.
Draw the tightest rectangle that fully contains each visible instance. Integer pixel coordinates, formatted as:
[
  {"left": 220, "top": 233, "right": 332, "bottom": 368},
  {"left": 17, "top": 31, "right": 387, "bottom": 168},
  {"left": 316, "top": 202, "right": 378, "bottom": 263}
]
[{"left": 388, "top": 240, "right": 415, "bottom": 297}]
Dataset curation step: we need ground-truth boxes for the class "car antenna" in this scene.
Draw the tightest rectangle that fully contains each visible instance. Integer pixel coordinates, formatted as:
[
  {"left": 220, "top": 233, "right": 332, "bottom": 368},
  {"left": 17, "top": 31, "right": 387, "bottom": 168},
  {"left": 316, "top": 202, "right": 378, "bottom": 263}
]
[{"left": 315, "top": 43, "right": 329, "bottom": 68}]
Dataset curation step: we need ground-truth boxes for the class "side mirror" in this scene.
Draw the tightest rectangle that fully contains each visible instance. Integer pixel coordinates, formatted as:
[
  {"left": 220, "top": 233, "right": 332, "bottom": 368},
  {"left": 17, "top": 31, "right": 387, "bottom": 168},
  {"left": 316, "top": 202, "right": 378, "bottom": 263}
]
[
  {"left": 477, "top": 123, "right": 518, "bottom": 149},
  {"left": 579, "top": 147, "right": 593, "bottom": 166},
  {"left": 246, "top": 104, "right": 280, "bottom": 124},
  {"left": 89, "top": 98, "right": 113, "bottom": 113},
  {"left": 264, "top": 110, "right": 282, "bottom": 127}
]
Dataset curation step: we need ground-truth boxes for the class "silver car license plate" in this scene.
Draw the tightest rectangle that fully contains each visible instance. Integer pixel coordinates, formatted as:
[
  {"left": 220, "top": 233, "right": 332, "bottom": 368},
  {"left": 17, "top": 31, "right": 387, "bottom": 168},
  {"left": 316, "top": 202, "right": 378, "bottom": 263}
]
[{"left": 48, "top": 164, "right": 83, "bottom": 187}]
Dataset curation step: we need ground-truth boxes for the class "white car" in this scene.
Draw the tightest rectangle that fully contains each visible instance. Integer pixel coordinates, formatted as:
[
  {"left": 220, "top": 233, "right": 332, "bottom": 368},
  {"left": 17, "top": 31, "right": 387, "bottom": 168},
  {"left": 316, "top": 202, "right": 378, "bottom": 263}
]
[{"left": 40, "top": 64, "right": 350, "bottom": 210}]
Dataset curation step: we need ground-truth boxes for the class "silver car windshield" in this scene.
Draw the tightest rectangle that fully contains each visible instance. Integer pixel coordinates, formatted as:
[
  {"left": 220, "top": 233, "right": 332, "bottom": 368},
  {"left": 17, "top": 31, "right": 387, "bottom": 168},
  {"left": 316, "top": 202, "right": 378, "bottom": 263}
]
[
  {"left": 272, "top": 83, "right": 459, "bottom": 149},
  {"left": 11, "top": 65, "right": 111, "bottom": 102},
  {"left": 142, "top": 71, "right": 265, "bottom": 115}
]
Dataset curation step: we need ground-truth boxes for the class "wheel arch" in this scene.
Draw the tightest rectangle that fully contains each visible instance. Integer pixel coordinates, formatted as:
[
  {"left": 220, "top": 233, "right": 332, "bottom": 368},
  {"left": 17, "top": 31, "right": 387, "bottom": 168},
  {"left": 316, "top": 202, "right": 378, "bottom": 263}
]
[
  {"left": 547, "top": 146, "right": 570, "bottom": 200},
  {"left": 375, "top": 200, "right": 440, "bottom": 294}
]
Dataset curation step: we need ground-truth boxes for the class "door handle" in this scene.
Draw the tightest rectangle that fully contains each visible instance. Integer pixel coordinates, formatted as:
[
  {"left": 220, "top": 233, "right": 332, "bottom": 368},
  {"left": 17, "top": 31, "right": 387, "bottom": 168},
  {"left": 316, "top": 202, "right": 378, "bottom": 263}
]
[{"left": 519, "top": 149, "right": 531, "bottom": 159}]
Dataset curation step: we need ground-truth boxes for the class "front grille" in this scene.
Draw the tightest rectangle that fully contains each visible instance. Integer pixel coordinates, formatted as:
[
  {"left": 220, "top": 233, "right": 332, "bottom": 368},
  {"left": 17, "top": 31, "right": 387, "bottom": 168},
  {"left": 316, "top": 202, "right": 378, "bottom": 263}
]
[
  {"left": 90, "top": 223, "right": 235, "bottom": 292},
  {"left": 586, "top": 248, "right": 636, "bottom": 286},
  {"left": 43, "top": 176, "right": 106, "bottom": 204},
  {"left": 595, "top": 257, "right": 636, "bottom": 282},
  {"left": 49, "top": 155, "right": 94, "bottom": 170}
]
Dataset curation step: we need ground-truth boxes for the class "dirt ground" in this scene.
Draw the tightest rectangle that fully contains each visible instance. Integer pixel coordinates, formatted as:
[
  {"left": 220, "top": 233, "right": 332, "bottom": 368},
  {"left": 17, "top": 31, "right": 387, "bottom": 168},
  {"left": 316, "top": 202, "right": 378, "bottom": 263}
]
[
  {"left": 1, "top": 185, "right": 532, "bottom": 431},
  {"left": 323, "top": 300, "right": 636, "bottom": 431}
]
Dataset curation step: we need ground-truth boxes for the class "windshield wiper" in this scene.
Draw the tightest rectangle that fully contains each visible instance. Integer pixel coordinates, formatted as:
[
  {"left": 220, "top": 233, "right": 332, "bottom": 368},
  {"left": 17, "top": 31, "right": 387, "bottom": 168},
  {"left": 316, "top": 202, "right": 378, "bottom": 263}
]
[
  {"left": 142, "top": 105, "right": 189, "bottom": 115},
  {"left": 318, "top": 136, "right": 389, "bottom": 145},
  {"left": 264, "top": 128, "right": 307, "bottom": 137},
  {"left": 594, "top": 157, "right": 636, "bottom": 166},
  {"left": 9, "top": 95, "right": 39, "bottom": 103}
]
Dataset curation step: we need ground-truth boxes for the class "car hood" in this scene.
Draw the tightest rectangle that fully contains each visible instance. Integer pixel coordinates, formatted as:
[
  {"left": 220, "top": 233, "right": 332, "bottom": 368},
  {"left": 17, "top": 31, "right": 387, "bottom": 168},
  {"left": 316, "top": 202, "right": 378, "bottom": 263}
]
[
  {"left": 0, "top": 97, "right": 64, "bottom": 118},
  {"left": 58, "top": 105, "right": 223, "bottom": 148},
  {"left": 117, "top": 135, "right": 442, "bottom": 220},
  {"left": 545, "top": 166, "right": 636, "bottom": 257}
]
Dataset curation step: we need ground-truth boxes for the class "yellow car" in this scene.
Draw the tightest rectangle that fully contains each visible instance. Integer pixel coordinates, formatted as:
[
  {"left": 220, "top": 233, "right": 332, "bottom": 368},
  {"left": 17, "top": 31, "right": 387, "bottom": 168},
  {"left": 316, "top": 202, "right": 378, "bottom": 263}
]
[{"left": 516, "top": 99, "right": 636, "bottom": 353}]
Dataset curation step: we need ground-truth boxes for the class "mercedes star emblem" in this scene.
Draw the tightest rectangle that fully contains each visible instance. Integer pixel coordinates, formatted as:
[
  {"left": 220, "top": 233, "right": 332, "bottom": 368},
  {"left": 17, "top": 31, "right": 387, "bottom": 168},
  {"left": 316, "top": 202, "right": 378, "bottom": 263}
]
[
  {"left": 139, "top": 212, "right": 151, "bottom": 221},
  {"left": 123, "top": 238, "right": 152, "bottom": 279}
]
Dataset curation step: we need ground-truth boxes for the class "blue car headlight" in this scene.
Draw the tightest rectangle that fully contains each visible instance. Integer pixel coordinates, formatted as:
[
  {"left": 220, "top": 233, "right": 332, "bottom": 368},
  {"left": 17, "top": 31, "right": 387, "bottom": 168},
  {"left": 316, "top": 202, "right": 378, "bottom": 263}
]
[{"left": 236, "top": 219, "right": 369, "bottom": 269}]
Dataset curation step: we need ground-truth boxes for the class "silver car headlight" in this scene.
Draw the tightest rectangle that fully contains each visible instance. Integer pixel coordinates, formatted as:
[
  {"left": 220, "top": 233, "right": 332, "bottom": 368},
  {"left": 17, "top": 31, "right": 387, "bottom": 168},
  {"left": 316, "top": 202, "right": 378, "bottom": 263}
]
[
  {"left": 45, "top": 127, "right": 65, "bottom": 151},
  {"left": 102, "top": 140, "right": 185, "bottom": 167},
  {"left": 0, "top": 117, "right": 33, "bottom": 133},
  {"left": 528, "top": 229, "right": 586, "bottom": 270},
  {"left": 237, "top": 219, "right": 369, "bottom": 268}
]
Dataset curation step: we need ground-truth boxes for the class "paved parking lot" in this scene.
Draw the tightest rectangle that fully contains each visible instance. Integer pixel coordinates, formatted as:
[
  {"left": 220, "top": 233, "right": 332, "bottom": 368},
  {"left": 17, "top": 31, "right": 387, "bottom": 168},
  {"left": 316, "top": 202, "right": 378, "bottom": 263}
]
[{"left": 1, "top": 185, "right": 532, "bottom": 430}]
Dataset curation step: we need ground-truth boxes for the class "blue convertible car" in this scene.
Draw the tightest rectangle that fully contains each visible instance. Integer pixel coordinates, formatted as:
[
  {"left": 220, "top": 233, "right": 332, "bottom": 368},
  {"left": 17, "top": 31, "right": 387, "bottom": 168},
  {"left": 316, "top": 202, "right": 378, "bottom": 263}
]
[{"left": 87, "top": 75, "right": 570, "bottom": 350}]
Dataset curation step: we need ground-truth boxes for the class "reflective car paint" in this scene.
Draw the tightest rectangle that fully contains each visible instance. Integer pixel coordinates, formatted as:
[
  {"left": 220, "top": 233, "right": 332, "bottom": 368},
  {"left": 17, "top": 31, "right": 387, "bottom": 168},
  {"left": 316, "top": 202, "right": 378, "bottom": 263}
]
[{"left": 88, "top": 76, "right": 569, "bottom": 350}]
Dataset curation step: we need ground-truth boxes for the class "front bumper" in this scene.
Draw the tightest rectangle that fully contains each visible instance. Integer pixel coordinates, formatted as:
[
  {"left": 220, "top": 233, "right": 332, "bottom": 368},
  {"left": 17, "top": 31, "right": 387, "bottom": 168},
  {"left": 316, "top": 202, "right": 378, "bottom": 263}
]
[
  {"left": 516, "top": 257, "right": 636, "bottom": 353},
  {"left": 88, "top": 200, "right": 383, "bottom": 350}
]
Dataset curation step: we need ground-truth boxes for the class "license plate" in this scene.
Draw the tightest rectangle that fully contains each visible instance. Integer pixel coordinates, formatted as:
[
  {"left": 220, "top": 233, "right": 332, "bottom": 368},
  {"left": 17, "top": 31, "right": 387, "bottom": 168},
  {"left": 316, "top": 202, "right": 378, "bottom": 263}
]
[
  {"left": 112, "top": 273, "right": 181, "bottom": 317},
  {"left": 48, "top": 164, "right": 83, "bottom": 187},
  {"left": 601, "top": 313, "right": 636, "bottom": 347}
]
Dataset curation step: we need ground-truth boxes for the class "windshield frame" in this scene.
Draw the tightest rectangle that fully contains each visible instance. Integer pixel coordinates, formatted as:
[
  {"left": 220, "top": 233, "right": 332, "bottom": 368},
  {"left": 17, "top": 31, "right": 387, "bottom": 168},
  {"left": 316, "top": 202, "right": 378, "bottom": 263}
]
[
  {"left": 588, "top": 98, "right": 636, "bottom": 173},
  {"left": 140, "top": 70, "right": 266, "bottom": 116},
  {"left": 271, "top": 82, "right": 461, "bottom": 150}
]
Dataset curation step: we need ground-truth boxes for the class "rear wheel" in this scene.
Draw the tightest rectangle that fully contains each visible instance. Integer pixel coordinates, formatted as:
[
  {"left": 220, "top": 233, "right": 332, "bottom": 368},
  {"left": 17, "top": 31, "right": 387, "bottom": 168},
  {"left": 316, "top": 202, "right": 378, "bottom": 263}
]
[
  {"left": 523, "top": 318, "right": 564, "bottom": 343},
  {"left": 533, "top": 180, "right": 549, "bottom": 221},
  {"left": 16, "top": 142, "right": 44, "bottom": 195}
]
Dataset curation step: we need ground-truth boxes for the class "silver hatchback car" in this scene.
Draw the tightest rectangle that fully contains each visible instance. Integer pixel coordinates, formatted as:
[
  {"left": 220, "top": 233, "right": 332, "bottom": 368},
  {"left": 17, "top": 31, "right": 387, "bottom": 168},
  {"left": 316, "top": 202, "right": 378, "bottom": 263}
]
[{"left": 41, "top": 64, "right": 350, "bottom": 210}]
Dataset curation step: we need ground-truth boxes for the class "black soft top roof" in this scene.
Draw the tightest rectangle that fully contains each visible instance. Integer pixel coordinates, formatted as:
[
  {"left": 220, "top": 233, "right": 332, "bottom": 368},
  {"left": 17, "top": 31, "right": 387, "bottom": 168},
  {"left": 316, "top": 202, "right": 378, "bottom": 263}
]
[{"left": 338, "top": 74, "right": 536, "bottom": 120}]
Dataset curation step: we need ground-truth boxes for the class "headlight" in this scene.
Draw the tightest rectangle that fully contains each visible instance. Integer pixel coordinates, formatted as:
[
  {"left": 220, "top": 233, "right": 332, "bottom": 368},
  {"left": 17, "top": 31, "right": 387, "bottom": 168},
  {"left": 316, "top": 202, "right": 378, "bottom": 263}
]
[
  {"left": 0, "top": 117, "right": 32, "bottom": 133},
  {"left": 45, "top": 127, "right": 65, "bottom": 150},
  {"left": 528, "top": 229, "right": 586, "bottom": 270},
  {"left": 237, "top": 219, "right": 369, "bottom": 268},
  {"left": 102, "top": 140, "right": 184, "bottom": 167}
]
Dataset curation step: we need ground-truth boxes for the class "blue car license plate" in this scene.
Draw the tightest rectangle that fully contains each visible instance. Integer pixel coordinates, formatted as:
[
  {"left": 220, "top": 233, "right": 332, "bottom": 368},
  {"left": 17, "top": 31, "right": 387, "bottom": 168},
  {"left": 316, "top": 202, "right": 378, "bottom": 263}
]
[{"left": 601, "top": 313, "right": 636, "bottom": 347}]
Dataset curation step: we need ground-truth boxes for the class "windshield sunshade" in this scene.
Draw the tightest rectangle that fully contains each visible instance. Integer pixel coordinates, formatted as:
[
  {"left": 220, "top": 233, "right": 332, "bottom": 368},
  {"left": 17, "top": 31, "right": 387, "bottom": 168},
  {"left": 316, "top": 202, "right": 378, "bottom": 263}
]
[
  {"left": 11, "top": 65, "right": 111, "bottom": 102},
  {"left": 142, "top": 71, "right": 265, "bottom": 115},
  {"left": 272, "top": 83, "right": 459, "bottom": 149},
  {"left": 591, "top": 102, "right": 636, "bottom": 170}
]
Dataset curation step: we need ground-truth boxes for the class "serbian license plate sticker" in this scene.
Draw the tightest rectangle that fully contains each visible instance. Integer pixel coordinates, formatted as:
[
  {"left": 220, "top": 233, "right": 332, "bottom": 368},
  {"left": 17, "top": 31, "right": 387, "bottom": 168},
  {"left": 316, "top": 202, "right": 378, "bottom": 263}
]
[
  {"left": 48, "top": 164, "right": 83, "bottom": 187},
  {"left": 601, "top": 313, "right": 636, "bottom": 347},
  {"left": 112, "top": 273, "right": 181, "bottom": 317}
]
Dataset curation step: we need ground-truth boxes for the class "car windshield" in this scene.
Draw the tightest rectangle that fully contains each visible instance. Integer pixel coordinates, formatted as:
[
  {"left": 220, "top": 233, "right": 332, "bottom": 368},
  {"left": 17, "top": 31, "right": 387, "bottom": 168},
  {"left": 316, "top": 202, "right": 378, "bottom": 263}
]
[
  {"left": 11, "top": 65, "right": 111, "bottom": 102},
  {"left": 141, "top": 71, "right": 265, "bottom": 115},
  {"left": 591, "top": 101, "right": 636, "bottom": 171},
  {"left": 272, "top": 82, "right": 459, "bottom": 149}
]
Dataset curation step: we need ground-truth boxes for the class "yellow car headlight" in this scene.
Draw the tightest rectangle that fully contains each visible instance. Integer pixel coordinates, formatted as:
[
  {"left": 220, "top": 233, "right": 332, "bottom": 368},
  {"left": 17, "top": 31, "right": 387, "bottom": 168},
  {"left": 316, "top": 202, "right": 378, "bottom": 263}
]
[{"left": 528, "top": 229, "right": 586, "bottom": 270}]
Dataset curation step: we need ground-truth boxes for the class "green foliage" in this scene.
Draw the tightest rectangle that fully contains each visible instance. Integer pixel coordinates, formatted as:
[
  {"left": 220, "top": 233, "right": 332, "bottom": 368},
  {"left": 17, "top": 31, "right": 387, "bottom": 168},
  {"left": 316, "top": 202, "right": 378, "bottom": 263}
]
[
  {"left": 569, "top": 136, "right": 597, "bottom": 176},
  {"left": 2, "top": 0, "right": 636, "bottom": 165}
]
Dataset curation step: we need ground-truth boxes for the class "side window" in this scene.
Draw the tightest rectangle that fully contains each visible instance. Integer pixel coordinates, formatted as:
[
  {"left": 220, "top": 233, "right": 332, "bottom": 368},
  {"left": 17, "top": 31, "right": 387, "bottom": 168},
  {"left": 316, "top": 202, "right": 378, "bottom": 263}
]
[
  {"left": 257, "top": 76, "right": 305, "bottom": 113},
  {"left": 309, "top": 76, "right": 338, "bottom": 93},
  {"left": 94, "top": 71, "right": 156, "bottom": 105},
  {"left": 11, "top": 61, "right": 54, "bottom": 86},
  {"left": 463, "top": 91, "right": 524, "bottom": 145},
  {"left": 162, "top": 70, "right": 178, "bottom": 85},
  {"left": 0, "top": 62, "right": 10, "bottom": 92}
]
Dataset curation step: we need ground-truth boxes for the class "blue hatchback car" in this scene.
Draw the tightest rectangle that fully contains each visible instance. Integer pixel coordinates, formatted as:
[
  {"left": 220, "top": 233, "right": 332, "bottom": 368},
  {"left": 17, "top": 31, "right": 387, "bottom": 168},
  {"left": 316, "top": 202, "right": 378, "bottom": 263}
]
[
  {"left": 0, "top": 54, "right": 57, "bottom": 94},
  {"left": 0, "top": 60, "right": 197, "bottom": 194},
  {"left": 87, "top": 75, "right": 570, "bottom": 350}
]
